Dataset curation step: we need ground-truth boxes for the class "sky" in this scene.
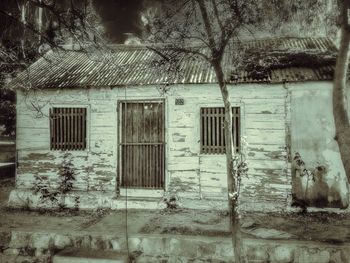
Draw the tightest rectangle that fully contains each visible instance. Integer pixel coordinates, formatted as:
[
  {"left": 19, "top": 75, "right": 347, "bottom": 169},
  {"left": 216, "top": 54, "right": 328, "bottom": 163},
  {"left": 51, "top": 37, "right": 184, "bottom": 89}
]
[
  {"left": 92, "top": 0, "right": 153, "bottom": 43},
  {"left": 0, "top": 0, "right": 154, "bottom": 44},
  {"left": 0, "top": 0, "right": 335, "bottom": 45}
]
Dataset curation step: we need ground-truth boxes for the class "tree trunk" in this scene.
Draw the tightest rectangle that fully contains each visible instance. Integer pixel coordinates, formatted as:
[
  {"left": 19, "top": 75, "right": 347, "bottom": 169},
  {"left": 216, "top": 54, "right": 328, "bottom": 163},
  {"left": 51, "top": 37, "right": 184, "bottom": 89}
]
[
  {"left": 21, "top": 4, "right": 26, "bottom": 59},
  {"left": 213, "top": 62, "right": 245, "bottom": 263},
  {"left": 333, "top": 24, "right": 350, "bottom": 183},
  {"left": 37, "top": 0, "right": 43, "bottom": 43}
]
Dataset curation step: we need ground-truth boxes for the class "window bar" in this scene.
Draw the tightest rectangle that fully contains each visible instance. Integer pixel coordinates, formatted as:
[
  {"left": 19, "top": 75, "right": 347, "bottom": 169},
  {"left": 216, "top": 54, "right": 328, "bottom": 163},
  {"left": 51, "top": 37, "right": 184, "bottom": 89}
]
[
  {"left": 49, "top": 108, "right": 53, "bottom": 150},
  {"left": 59, "top": 108, "right": 63, "bottom": 150},
  {"left": 208, "top": 108, "right": 212, "bottom": 154},
  {"left": 220, "top": 108, "right": 224, "bottom": 154},
  {"left": 82, "top": 108, "right": 86, "bottom": 149},
  {"left": 200, "top": 107, "right": 240, "bottom": 154},
  {"left": 236, "top": 107, "right": 240, "bottom": 153},
  {"left": 232, "top": 107, "right": 236, "bottom": 154},
  {"left": 55, "top": 108, "right": 59, "bottom": 150},
  {"left": 67, "top": 108, "right": 71, "bottom": 150},
  {"left": 74, "top": 108, "right": 78, "bottom": 150}
]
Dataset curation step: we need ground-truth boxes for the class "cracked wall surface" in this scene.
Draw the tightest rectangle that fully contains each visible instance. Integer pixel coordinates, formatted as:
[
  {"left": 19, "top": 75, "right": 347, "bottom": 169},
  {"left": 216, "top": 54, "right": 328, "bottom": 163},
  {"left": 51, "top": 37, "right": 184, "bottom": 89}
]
[{"left": 290, "top": 82, "right": 350, "bottom": 208}]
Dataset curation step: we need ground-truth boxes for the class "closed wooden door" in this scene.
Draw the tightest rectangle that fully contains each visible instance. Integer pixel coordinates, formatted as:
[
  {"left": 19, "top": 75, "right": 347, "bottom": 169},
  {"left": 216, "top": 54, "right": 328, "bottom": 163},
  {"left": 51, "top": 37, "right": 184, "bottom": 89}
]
[{"left": 119, "top": 101, "right": 165, "bottom": 189}]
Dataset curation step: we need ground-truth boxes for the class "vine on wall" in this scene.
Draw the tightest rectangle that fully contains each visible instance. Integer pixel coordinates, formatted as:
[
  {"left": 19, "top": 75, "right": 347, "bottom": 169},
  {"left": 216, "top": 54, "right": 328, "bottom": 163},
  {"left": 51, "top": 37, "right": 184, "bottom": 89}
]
[{"left": 32, "top": 153, "right": 78, "bottom": 210}]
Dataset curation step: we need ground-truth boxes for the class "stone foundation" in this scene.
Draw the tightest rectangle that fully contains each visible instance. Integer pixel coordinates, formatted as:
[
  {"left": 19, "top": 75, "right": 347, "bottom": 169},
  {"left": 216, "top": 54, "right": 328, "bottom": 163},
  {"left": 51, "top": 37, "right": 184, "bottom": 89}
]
[
  {"left": 1, "top": 230, "right": 350, "bottom": 263},
  {"left": 7, "top": 189, "right": 229, "bottom": 211},
  {"left": 7, "top": 189, "right": 298, "bottom": 212},
  {"left": 7, "top": 189, "right": 169, "bottom": 210}
]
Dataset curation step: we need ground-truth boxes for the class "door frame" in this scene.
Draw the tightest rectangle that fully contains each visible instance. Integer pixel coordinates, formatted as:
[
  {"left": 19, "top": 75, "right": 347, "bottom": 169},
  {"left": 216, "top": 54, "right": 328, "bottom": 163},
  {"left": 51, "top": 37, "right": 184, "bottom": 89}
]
[{"left": 117, "top": 98, "right": 166, "bottom": 195}]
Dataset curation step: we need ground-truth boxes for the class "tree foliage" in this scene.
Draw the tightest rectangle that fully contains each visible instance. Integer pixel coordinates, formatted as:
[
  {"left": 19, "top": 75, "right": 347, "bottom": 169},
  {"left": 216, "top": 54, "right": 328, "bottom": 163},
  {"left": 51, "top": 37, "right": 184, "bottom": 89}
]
[
  {"left": 0, "top": 0, "right": 104, "bottom": 136},
  {"left": 244, "top": 49, "right": 337, "bottom": 80}
]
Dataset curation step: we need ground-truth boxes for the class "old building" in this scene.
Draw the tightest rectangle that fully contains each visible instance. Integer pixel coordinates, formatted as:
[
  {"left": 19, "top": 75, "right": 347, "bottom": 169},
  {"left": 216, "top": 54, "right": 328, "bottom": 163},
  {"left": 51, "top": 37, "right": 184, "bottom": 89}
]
[{"left": 7, "top": 37, "right": 350, "bottom": 210}]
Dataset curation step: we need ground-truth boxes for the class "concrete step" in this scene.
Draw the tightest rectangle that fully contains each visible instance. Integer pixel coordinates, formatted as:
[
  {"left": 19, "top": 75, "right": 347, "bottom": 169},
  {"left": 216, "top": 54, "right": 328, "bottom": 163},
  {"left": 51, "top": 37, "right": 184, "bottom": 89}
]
[
  {"left": 115, "top": 197, "right": 166, "bottom": 209},
  {"left": 52, "top": 249, "right": 128, "bottom": 263}
]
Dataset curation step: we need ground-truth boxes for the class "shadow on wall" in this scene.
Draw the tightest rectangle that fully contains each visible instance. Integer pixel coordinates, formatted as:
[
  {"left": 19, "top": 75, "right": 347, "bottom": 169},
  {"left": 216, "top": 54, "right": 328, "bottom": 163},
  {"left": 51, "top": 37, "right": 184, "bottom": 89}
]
[{"left": 291, "top": 153, "right": 349, "bottom": 209}]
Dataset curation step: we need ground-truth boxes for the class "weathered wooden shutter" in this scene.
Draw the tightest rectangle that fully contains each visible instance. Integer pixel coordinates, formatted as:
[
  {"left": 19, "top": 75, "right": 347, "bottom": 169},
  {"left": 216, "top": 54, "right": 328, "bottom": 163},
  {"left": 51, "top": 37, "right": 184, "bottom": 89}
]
[
  {"left": 50, "top": 107, "right": 87, "bottom": 150},
  {"left": 200, "top": 107, "right": 240, "bottom": 154}
]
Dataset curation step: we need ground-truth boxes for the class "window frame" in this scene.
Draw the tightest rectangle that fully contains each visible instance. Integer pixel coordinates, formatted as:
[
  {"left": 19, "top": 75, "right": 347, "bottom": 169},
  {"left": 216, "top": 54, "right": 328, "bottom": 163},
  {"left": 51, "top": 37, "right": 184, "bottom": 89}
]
[
  {"left": 200, "top": 106, "right": 241, "bottom": 155},
  {"left": 49, "top": 106, "right": 89, "bottom": 151}
]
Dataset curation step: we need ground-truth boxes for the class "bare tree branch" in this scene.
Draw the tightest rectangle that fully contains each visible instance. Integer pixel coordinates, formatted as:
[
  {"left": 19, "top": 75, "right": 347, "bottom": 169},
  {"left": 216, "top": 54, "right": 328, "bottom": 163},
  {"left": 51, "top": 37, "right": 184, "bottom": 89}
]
[{"left": 195, "top": 0, "right": 217, "bottom": 51}]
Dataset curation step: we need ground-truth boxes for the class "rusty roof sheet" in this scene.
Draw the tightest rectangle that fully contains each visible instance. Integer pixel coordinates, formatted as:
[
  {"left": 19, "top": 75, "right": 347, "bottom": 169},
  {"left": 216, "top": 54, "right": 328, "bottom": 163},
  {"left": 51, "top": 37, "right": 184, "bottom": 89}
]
[{"left": 9, "top": 37, "right": 337, "bottom": 89}]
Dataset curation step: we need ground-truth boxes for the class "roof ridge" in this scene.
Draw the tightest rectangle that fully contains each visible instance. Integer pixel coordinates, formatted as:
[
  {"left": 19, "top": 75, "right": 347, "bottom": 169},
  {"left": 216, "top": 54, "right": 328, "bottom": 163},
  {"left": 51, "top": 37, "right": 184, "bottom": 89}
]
[{"left": 54, "top": 36, "right": 336, "bottom": 52}]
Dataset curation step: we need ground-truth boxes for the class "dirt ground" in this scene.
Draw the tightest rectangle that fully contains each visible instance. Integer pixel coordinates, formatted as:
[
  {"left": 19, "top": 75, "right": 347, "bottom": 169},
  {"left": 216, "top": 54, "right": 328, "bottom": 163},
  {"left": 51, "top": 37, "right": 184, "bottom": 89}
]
[
  {"left": 1, "top": 176, "right": 350, "bottom": 244},
  {"left": 0, "top": 177, "right": 231, "bottom": 237},
  {"left": 241, "top": 211, "right": 350, "bottom": 243}
]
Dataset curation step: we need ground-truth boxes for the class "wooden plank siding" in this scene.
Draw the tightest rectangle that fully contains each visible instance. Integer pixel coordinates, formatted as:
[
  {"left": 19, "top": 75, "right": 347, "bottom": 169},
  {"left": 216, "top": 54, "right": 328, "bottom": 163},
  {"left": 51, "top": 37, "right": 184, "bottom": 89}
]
[
  {"left": 16, "top": 89, "right": 117, "bottom": 193},
  {"left": 15, "top": 83, "right": 294, "bottom": 210}
]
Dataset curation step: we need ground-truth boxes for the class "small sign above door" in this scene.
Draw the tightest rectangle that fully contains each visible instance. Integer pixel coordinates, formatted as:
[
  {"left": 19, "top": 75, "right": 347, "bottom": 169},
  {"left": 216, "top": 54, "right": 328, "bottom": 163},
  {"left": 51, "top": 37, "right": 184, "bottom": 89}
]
[{"left": 175, "top": 98, "right": 184, "bottom": 105}]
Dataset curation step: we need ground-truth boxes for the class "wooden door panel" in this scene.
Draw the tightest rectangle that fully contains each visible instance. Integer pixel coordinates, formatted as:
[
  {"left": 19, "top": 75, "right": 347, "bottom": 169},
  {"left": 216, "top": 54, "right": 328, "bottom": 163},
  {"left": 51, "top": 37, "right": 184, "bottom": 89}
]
[{"left": 120, "top": 101, "right": 165, "bottom": 189}]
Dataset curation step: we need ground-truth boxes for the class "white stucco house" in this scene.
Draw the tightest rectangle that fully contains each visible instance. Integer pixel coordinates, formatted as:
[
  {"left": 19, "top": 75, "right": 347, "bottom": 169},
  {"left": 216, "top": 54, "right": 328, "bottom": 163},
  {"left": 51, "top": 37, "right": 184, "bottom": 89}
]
[{"left": 7, "top": 37, "right": 350, "bottom": 210}]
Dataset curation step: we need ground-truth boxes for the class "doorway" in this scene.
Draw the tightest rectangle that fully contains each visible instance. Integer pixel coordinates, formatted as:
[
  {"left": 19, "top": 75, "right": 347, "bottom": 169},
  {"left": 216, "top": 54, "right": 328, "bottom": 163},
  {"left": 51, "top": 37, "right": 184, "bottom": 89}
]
[{"left": 119, "top": 100, "right": 165, "bottom": 189}]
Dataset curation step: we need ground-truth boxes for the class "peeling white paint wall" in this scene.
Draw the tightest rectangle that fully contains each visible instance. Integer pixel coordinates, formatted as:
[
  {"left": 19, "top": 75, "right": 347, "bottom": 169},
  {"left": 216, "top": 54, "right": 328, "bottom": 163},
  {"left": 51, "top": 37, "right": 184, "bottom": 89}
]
[{"left": 13, "top": 83, "right": 290, "bottom": 209}]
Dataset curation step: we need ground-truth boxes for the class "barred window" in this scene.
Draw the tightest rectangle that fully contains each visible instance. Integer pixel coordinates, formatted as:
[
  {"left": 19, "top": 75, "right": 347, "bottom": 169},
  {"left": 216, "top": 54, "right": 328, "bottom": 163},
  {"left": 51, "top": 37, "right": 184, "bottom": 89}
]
[
  {"left": 50, "top": 107, "right": 87, "bottom": 150},
  {"left": 200, "top": 107, "right": 240, "bottom": 154}
]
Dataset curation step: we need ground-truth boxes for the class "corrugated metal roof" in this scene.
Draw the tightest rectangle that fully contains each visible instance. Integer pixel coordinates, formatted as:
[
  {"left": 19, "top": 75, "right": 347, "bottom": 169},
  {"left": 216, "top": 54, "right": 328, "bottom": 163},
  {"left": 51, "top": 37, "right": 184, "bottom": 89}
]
[{"left": 9, "top": 37, "right": 337, "bottom": 89}]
